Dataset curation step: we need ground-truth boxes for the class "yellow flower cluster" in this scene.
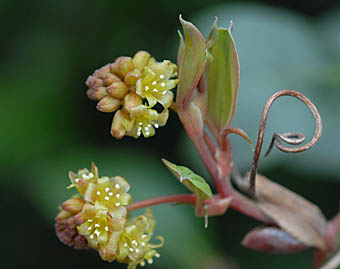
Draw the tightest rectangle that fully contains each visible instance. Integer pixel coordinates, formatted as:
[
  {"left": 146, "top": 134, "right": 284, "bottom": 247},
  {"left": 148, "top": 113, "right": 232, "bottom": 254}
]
[
  {"left": 86, "top": 51, "right": 178, "bottom": 139},
  {"left": 56, "top": 163, "right": 163, "bottom": 268}
]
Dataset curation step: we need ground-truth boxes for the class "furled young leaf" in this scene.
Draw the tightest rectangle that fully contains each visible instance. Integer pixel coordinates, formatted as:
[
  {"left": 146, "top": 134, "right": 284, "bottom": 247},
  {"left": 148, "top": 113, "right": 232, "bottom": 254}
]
[
  {"left": 162, "top": 159, "right": 212, "bottom": 213},
  {"left": 177, "top": 15, "right": 207, "bottom": 108},
  {"left": 206, "top": 23, "right": 239, "bottom": 131}
]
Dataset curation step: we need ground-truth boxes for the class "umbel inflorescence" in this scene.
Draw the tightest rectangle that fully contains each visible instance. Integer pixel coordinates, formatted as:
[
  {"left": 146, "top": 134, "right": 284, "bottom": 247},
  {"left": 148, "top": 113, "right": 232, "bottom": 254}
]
[
  {"left": 86, "top": 51, "right": 178, "bottom": 139},
  {"left": 55, "top": 163, "right": 163, "bottom": 269}
]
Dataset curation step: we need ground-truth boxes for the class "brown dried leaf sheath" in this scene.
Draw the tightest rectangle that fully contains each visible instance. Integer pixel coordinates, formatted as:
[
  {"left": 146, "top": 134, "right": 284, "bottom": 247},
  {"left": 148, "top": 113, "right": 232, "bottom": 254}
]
[{"left": 252, "top": 173, "right": 327, "bottom": 250}]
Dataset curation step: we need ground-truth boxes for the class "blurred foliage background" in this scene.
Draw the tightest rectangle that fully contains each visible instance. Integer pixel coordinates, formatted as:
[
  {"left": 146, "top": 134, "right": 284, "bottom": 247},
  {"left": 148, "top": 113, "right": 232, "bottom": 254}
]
[{"left": 1, "top": 0, "right": 340, "bottom": 268}]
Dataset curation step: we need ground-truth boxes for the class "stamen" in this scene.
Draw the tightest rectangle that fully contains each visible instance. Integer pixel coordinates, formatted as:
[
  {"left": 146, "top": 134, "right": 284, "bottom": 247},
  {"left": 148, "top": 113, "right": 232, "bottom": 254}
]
[
  {"left": 124, "top": 243, "right": 128, "bottom": 247},
  {"left": 94, "top": 230, "right": 100, "bottom": 236},
  {"left": 145, "top": 132, "right": 150, "bottom": 136},
  {"left": 145, "top": 127, "right": 149, "bottom": 131},
  {"left": 105, "top": 196, "right": 109, "bottom": 201},
  {"left": 155, "top": 253, "right": 160, "bottom": 258},
  {"left": 88, "top": 219, "right": 93, "bottom": 222},
  {"left": 136, "top": 248, "right": 140, "bottom": 253},
  {"left": 105, "top": 187, "right": 110, "bottom": 192},
  {"left": 94, "top": 224, "right": 100, "bottom": 228},
  {"left": 90, "top": 234, "right": 94, "bottom": 239},
  {"left": 105, "top": 226, "right": 109, "bottom": 232},
  {"left": 88, "top": 173, "right": 93, "bottom": 178},
  {"left": 147, "top": 259, "right": 153, "bottom": 264},
  {"left": 154, "top": 124, "right": 159, "bottom": 128},
  {"left": 141, "top": 242, "right": 146, "bottom": 246},
  {"left": 88, "top": 227, "right": 92, "bottom": 231},
  {"left": 162, "top": 91, "right": 167, "bottom": 95},
  {"left": 109, "top": 192, "right": 113, "bottom": 196},
  {"left": 160, "top": 74, "right": 165, "bottom": 79},
  {"left": 115, "top": 184, "right": 120, "bottom": 189},
  {"left": 152, "top": 89, "right": 158, "bottom": 92},
  {"left": 138, "top": 122, "right": 143, "bottom": 126},
  {"left": 152, "top": 81, "right": 157, "bottom": 85},
  {"left": 96, "top": 191, "right": 101, "bottom": 195},
  {"left": 129, "top": 248, "right": 134, "bottom": 252},
  {"left": 82, "top": 174, "right": 89, "bottom": 179},
  {"left": 145, "top": 86, "right": 149, "bottom": 91},
  {"left": 75, "top": 178, "right": 79, "bottom": 183},
  {"left": 115, "top": 193, "right": 120, "bottom": 198},
  {"left": 132, "top": 240, "right": 138, "bottom": 246},
  {"left": 115, "top": 202, "right": 121, "bottom": 207},
  {"left": 160, "top": 82, "right": 165, "bottom": 87},
  {"left": 141, "top": 235, "right": 147, "bottom": 239}
]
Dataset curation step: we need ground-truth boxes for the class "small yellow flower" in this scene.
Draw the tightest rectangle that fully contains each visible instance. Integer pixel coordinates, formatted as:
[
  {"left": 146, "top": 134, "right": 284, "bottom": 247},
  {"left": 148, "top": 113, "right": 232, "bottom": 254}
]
[
  {"left": 136, "top": 58, "right": 178, "bottom": 108},
  {"left": 116, "top": 208, "right": 163, "bottom": 269},
  {"left": 76, "top": 203, "right": 127, "bottom": 262},
  {"left": 122, "top": 105, "right": 169, "bottom": 138},
  {"left": 68, "top": 163, "right": 132, "bottom": 211}
]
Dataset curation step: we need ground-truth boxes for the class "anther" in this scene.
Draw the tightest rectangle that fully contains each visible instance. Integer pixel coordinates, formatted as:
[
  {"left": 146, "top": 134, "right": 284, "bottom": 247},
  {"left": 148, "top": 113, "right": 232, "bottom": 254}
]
[
  {"left": 109, "top": 192, "right": 113, "bottom": 196},
  {"left": 152, "top": 81, "right": 157, "bottom": 85},
  {"left": 160, "top": 74, "right": 165, "bottom": 79},
  {"left": 115, "top": 184, "right": 120, "bottom": 189},
  {"left": 115, "top": 193, "right": 120, "bottom": 198},
  {"left": 115, "top": 202, "right": 121, "bottom": 207},
  {"left": 105, "top": 196, "right": 109, "bottom": 201},
  {"left": 160, "top": 82, "right": 165, "bottom": 87},
  {"left": 105, "top": 187, "right": 110, "bottom": 192},
  {"left": 88, "top": 173, "right": 94, "bottom": 178},
  {"left": 97, "top": 191, "right": 101, "bottom": 195}
]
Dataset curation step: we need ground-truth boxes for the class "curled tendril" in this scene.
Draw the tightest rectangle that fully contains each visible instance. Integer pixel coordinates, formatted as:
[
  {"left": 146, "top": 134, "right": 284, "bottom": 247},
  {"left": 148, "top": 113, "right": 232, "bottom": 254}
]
[{"left": 248, "top": 90, "right": 322, "bottom": 197}]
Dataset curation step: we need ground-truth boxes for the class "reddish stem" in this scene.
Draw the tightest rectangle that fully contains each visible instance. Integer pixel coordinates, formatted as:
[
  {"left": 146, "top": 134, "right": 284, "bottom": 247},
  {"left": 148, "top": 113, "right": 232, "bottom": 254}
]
[{"left": 126, "top": 194, "right": 196, "bottom": 211}]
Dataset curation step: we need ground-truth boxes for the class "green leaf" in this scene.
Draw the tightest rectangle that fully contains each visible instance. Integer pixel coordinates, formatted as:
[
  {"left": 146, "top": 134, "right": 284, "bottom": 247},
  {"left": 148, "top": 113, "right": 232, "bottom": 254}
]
[
  {"left": 206, "top": 24, "right": 240, "bottom": 131},
  {"left": 162, "top": 159, "right": 212, "bottom": 213}
]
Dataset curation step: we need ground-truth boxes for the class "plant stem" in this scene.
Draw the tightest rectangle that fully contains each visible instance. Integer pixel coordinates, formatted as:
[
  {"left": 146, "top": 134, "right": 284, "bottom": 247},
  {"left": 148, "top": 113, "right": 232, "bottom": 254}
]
[{"left": 126, "top": 194, "right": 196, "bottom": 211}]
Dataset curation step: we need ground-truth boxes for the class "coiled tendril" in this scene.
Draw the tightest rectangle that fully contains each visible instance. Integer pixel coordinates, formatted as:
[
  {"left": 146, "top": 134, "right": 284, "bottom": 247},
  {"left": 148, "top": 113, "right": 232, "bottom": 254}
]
[{"left": 248, "top": 90, "right": 322, "bottom": 197}]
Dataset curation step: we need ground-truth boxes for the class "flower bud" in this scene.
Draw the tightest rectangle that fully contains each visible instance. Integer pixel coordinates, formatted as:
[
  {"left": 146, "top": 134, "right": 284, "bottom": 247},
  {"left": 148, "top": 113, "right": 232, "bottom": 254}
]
[
  {"left": 55, "top": 198, "right": 89, "bottom": 250},
  {"left": 123, "top": 92, "right": 142, "bottom": 111},
  {"left": 103, "top": 73, "right": 121, "bottom": 86},
  {"left": 115, "top": 56, "right": 134, "bottom": 78},
  {"left": 86, "top": 76, "right": 104, "bottom": 88},
  {"left": 132, "top": 51, "right": 151, "bottom": 71},
  {"left": 94, "top": 64, "right": 111, "bottom": 79},
  {"left": 124, "top": 69, "right": 142, "bottom": 86},
  {"left": 62, "top": 197, "right": 86, "bottom": 214},
  {"left": 111, "top": 110, "right": 129, "bottom": 139},
  {"left": 93, "top": 86, "right": 108, "bottom": 100},
  {"left": 96, "top": 96, "right": 121, "bottom": 113},
  {"left": 107, "top": 82, "right": 129, "bottom": 99}
]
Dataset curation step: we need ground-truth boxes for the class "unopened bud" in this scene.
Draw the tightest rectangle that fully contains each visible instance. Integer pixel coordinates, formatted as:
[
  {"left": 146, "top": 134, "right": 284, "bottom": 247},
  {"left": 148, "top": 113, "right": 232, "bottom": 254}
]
[
  {"left": 124, "top": 69, "right": 142, "bottom": 86},
  {"left": 111, "top": 110, "right": 129, "bottom": 139},
  {"left": 103, "top": 73, "right": 121, "bottom": 86},
  {"left": 132, "top": 51, "right": 151, "bottom": 71},
  {"left": 123, "top": 92, "right": 142, "bottom": 111},
  {"left": 94, "top": 64, "right": 111, "bottom": 79},
  {"left": 62, "top": 197, "right": 85, "bottom": 214},
  {"left": 107, "top": 82, "right": 129, "bottom": 99},
  {"left": 93, "top": 86, "right": 108, "bottom": 100},
  {"left": 116, "top": 56, "right": 134, "bottom": 78},
  {"left": 86, "top": 76, "right": 104, "bottom": 88},
  {"left": 87, "top": 89, "right": 96, "bottom": 100},
  {"left": 96, "top": 96, "right": 121, "bottom": 113}
]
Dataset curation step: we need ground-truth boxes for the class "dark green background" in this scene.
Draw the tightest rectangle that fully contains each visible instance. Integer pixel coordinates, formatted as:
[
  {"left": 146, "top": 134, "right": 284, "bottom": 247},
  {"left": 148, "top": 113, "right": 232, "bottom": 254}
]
[{"left": 1, "top": 0, "right": 340, "bottom": 268}]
